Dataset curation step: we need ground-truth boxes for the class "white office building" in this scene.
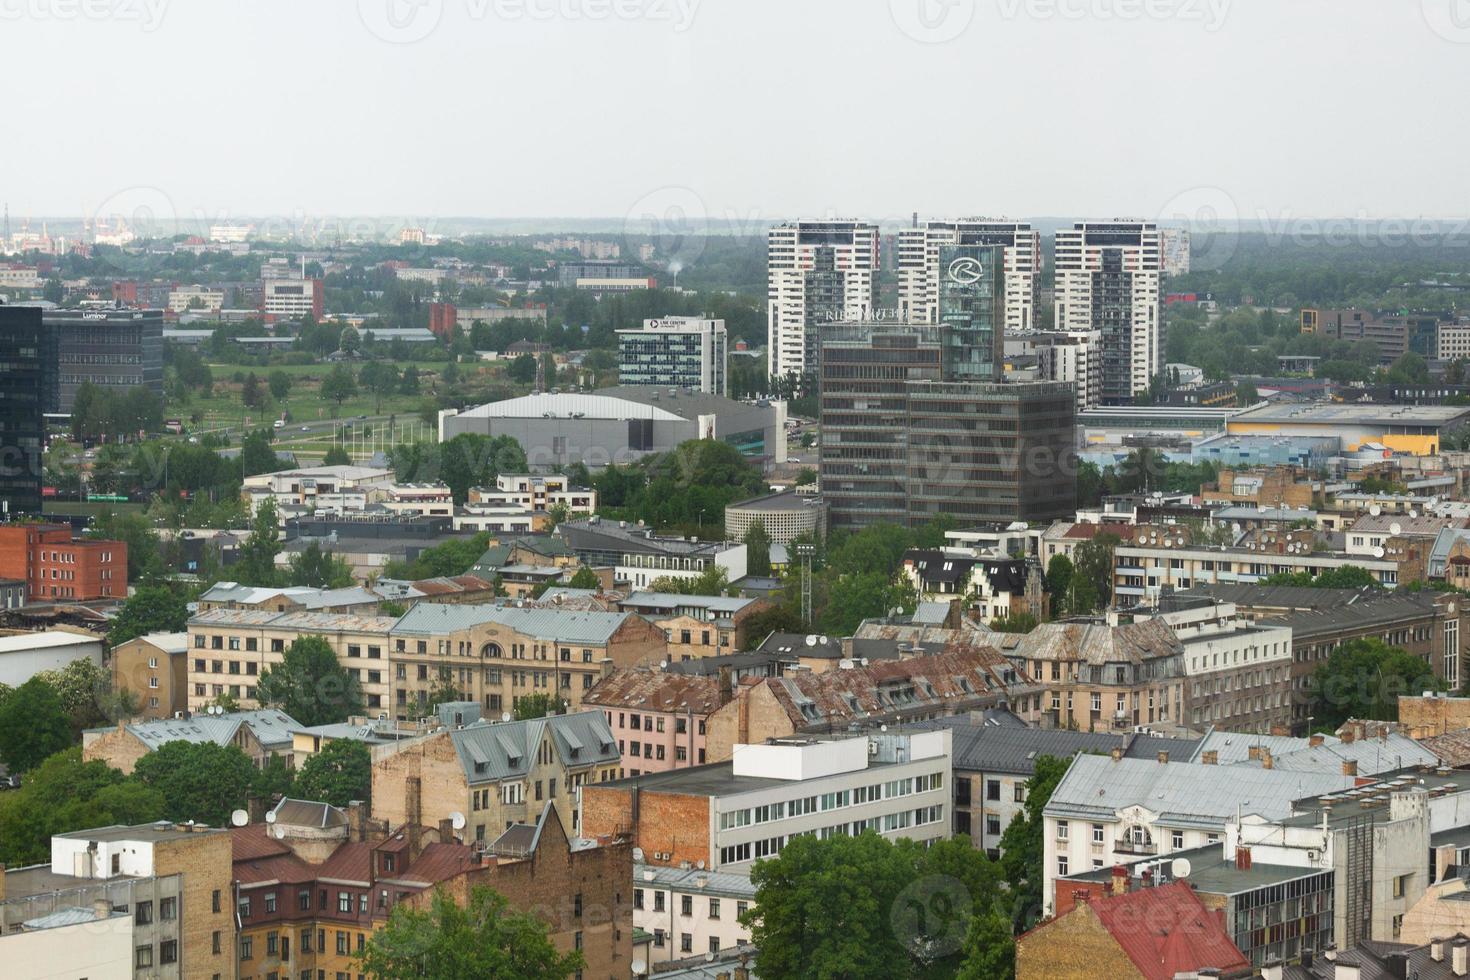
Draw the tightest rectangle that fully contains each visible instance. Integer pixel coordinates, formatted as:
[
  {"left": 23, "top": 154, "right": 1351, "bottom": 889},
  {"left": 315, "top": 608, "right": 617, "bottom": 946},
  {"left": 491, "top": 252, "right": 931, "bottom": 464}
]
[
  {"left": 766, "top": 220, "right": 878, "bottom": 380},
  {"left": 1162, "top": 227, "right": 1191, "bottom": 276},
  {"left": 897, "top": 218, "right": 1041, "bottom": 332},
  {"left": 617, "top": 316, "right": 728, "bottom": 396},
  {"left": 1034, "top": 330, "right": 1102, "bottom": 412},
  {"left": 1054, "top": 220, "right": 1164, "bottom": 404}
]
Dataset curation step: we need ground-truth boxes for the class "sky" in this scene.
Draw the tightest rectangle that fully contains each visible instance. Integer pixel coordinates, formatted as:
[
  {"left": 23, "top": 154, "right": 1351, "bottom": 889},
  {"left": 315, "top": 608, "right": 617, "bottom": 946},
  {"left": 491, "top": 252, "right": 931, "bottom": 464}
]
[{"left": 6, "top": 0, "right": 1470, "bottom": 228}]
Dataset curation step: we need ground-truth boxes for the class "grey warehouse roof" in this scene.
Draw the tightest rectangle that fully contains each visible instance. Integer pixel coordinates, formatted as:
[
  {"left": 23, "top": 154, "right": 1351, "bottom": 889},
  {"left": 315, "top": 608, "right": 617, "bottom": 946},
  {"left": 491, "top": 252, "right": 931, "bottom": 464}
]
[{"left": 391, "top": 601, "right": 635, "bottom": 644}]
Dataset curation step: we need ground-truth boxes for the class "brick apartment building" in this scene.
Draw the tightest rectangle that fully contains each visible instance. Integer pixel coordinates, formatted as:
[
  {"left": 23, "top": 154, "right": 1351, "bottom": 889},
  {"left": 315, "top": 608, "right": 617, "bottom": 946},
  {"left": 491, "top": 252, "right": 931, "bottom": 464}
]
[
  {"left": 0, "top": 523, "right": 127, "bottom": 602},
  {"left": 583, "top": 667, "right": 722, "bottom": 776},
  {"left": 111, "top": 631, "right": 189, "bottom": 719},
  {"left": 233, "top": 797, "right": 632, "bottom": 980}
]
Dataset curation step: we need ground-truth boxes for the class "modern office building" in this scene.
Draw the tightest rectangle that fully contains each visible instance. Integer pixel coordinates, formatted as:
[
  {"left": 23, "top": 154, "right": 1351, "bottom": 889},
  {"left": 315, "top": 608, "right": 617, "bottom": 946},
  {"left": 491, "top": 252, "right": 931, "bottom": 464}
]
[
  {"left": 0, "top": 305, "right": 49, "bottom": 514},
  {"left": 1054, "top": 220, "right": 1164, "bottom": 403},
  {"left": 897, "top": 218, "right": 1041, "bottom": 332},
  {"left": 617, "top": 316, "right": 728, "bottom": 395},
  {"left": 42, "top": 307, "right": 163, "bottom": 414},
  {"left": 723, "top": 490, "right": 827, "bottom": 545},
  {"left": 766, "top": 220, "right": 878, "bottom": 380},
  {"left": 261, "top": 277, "right": 324, "bottom": 320},
  {"left": 819, "top": 322, "right": 1076, "bottom": 530}
]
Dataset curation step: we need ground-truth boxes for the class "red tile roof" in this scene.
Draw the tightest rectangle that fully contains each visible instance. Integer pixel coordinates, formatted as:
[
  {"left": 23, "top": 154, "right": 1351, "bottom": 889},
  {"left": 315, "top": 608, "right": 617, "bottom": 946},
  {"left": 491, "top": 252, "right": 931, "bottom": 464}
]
[
  {"left": 231, "top": 824, "right": 292, "bottom": 861},
  {"left": 315, "top": 841, "right": 373, "bottom": 884},
  {"left": 1088, "top": 881, "right": 1249, "bottom": 980},
  {"left": 397, "top": 842, "right": 483, "bottom": 885},
  {"left": 1063, "top": 522, "right": 1138, "bottom": 541}
]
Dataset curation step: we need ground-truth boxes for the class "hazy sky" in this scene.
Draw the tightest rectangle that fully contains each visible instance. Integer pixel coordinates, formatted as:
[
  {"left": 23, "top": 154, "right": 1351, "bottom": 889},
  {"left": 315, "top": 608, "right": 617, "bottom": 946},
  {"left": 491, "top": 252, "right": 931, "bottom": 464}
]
[{"left": 7, "top": 0, "right": 1470, "bottom": 226}]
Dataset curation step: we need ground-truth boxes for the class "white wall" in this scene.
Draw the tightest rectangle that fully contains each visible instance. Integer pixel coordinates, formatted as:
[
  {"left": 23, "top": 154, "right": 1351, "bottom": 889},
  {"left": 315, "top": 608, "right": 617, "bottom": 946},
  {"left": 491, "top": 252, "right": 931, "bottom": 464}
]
[
  {"left": 8, "top": 914, "right": 134, "bottom": 980},
  {"left": 0, "top": 639, "right": 104, "bottom": 688}
]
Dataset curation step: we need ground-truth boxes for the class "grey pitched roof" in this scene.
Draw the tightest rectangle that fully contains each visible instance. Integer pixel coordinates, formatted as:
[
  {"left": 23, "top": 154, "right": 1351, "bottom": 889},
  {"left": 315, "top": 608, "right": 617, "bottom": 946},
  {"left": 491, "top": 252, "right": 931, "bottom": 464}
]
[
  {"left": 448, "top": 711, "right": 617, "bottom": 785},
  {"left": 620, "top": 592, "right": 757, "bottom": 616},
  {"left": 392, "top": 601, "right": 633, "bottom": 644},
  {"left": 116, "top": 709, "right": 301, "bottom": 751},
  {"left": 1189, "top": 728, "right": 1438, "bottom": 775},
  {"left": 1044, "top": 754, "right": 1360, "bottom": 830},
  {"left": 913, "top": 720, "right": 1199, "bottom": 776}
]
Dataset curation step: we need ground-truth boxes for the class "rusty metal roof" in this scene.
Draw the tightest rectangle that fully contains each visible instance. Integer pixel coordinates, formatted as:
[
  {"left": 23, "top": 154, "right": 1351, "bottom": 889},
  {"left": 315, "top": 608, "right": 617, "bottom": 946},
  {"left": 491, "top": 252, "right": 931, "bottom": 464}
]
[{"left": 1008, "top": 618, "right": 1182, "bottom": 666}]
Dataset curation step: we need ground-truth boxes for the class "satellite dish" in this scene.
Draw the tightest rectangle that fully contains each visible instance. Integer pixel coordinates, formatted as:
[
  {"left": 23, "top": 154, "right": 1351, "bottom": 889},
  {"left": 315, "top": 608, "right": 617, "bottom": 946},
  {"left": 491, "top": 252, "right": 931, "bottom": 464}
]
[
  {"left": 819, "top": 636, "right": 829, "bottom": 645},
  {"left": 659, "top": 660, "right": 668, "bottom": 669},
  {"left": 805, "top": 635, "right": 817, "bottom": 647},
  {"left": 631, "top": 960, "right": 647, "bottom": 977},
  {"left": 1373, "top": 546, "right": 1386, "bottom": 558},
  {"left": 632, "top": 847, "right": 645, "bottom": 862},
  {"left": 449, "top": 811, "right": 466, "bottom": 830},
  {"left": 1171, "top": 857, "right": 1192, "bottom": 879},
  {"left": 230, "top": 809, "right": 248, "bottom": 828},
  {"left": 264, "top": 810, "right": 277, "bottom": 824},
  {"left": 1389, "top": 522, "right": 1403, "bottom": 536},
  {"left": 272, "top": 824, "right": 287, "bottom": 839},
  {"left": 1370, "top": 504, "right": 1382, "bottom": 516},
  {"left": 501, "top": 712, "right": 512, "bottom": 723}
]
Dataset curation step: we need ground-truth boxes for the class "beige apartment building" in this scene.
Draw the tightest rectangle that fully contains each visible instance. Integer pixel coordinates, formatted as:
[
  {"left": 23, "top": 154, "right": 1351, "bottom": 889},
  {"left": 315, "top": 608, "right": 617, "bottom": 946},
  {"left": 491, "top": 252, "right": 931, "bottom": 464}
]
[
  {"left": 386, "top": 603, "right": 666, "bottom": 721},
  {"left": 186, "top": 609, "right": 398, "bottom": 714}
]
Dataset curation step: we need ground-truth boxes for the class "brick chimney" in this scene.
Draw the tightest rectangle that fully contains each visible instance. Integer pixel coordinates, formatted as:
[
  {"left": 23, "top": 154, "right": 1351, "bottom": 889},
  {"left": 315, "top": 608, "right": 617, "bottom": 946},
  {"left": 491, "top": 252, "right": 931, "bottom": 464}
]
[
  {"left": 406, "top": 776, "right": 423, "bottom": 860},
  {"left": 1110, "top": 864, "right": 1129, "bottom": 896},
  {"left": 1261, "top": 749, "right": 1273, "bottom": 770},
  {"left": 1157, "top": 751, "right": 1168, "bottom": 764},
  {"left": 718, "top": 665, "right": 733, "bottom": 707},
  {"left": 1343, "top": 759, "right": 1358, "bottom": 777},
  {"left": 1342, "top": 728, "right": 1356, "bottom": 744},
  {"left": 1201, "top": 750, "right": 1218, "bottom": 765},
  {"left": 1309, "top": 734, "right": 1325, "bottom": 748},
  {"left": 1247, "top": 745, "right": 1263, "bottom": 761},
  {"left": 1110, "top": 746, "right": 1123, "bottom": 762}
]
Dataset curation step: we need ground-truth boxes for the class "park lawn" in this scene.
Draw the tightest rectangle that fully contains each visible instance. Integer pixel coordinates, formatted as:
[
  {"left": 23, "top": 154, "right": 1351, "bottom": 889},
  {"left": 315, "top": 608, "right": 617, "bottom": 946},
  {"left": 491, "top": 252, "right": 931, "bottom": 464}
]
[{"left": 44, "top": 500, "right": 148, "bottom": 518}]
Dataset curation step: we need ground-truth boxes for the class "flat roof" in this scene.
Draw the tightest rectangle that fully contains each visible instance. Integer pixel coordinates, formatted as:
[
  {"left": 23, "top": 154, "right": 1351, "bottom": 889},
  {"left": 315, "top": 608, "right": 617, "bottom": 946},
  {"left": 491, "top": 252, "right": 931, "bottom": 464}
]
[
  {"left": 1231, "top": 402, "right": 1470, "bottom": 427},
  {"left": 0, "top": 631, "right": 101, "bottom": 654},
  {"left": 1061, "top": 844, "right": 1328, "bottom": 895}
]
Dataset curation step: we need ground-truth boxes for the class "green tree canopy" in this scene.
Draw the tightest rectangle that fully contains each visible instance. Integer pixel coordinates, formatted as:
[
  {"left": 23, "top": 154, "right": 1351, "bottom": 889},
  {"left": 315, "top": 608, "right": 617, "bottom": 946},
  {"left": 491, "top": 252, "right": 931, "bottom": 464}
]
[
  {"left": 0, "top": 677, "right": 73, "bottom": 774},
  {"left": 131, "top": 740, "right": 261, "bottom": 826},
  {"left": 256, "top": 634, "right": 363, "bottom": 726},
  {"left": 513, "top": 692, "right": 556, "bottom": 720},
  {"left": 1261, "top": 565, "right": 1381, "bottom": 590},
  {"left": 998, "top": 754, "right": 1071, "bottom": 929},
  {"left": 566, "top": 566, "right": 601, "bottom": 591},
  {"left": 108, "top": 584, "right": 190, "bottom": 647},
  {"left": 1310, "top": 637, "right": 1443, "bottom": 729},
  {"left": 743, "top": 521, "right": 772, "bottom": 578},
  {"left": 356, "top": 885, "right": 584, "bottom": 980},
  {"left": 0, "top": 750, "right": 164, "bottom": 867},
  {"left": 234, "top": 498, "right": 283, "bottom": 587},
  {"left": 286, "top": 541, "right": 355, "bottom": 589},
  {"left": 294, "top": 739, "right": 371, "bottom": 808}
]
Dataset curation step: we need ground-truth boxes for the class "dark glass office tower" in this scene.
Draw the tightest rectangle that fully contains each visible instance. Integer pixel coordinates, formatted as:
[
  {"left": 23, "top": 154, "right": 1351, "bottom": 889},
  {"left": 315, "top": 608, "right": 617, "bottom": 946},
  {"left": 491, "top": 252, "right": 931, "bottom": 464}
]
[
  {"left": 42, "top": 308, "right": 163, "bottom": 413},
  {"left": 936, "top": 243, "right": 1005, "bottom": 382},
  {"left": 0, "top": 306, "right": 50, "bottom": 515}
]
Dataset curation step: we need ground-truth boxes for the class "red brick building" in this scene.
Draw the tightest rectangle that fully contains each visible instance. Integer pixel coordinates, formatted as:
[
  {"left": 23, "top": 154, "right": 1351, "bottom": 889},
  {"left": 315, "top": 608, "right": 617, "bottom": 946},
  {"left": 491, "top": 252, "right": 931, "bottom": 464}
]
[
  {"left": 0, "top": 524, "right": 128, "bottom": 601},
  {"left": 428, "top": 302, "right": 458, "bottom": 339}
]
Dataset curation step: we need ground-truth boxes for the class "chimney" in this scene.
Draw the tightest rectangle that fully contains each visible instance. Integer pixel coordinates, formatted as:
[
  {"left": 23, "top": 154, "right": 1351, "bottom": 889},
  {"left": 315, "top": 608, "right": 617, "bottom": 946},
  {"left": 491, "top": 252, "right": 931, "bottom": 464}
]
[
  {"left": 1270, "top": 725, "right": 1289, "bottom": 736},
  {"left": 347, "top": 800, "right": 368, "bottom": 843},
  {"left": 1383, "top": 952, "right": 1409, "bottom": 980},
  {"left": 1260, "top": 749, "right": 1273, "bottom": 770},
  {"left": 1342, "top": 759, "right": 1358, "bottom": 777},
  {"left": 1335, "top": 965, "right": 1361, "bottom": 980},
  {"left": 1157, "top": 751, "right": 1169, "bottom": 764},
  {"left": 92, "top": 898, "right": 112, "bottom": 920},
  {"left": 718, "top": 665, "right": 733, "bottom": 707},
  {"left": 438, "top": 817, "right": 454, "bottom": 843},
  {"left": 1456, "top": 940, "right": 1469, "bottom": 977},
  {"left": 1110, "top": 746, "right": 1123, "bottom": 762},
  {"left": 1247, "top": 745, "right": 1263, "bottom": 761},
  {"left": 1309, "top": 734, "right": 1325, "bottom": 747},
  {"left": 1201, "top": 750, "right": 1218, "bottom": 765},
  {"left": 1110, "top": 865, "right": 1129, "bottom": 896},
  {"left": 1342, "top": 728, "right": 1355, "bottom": 744},
  {"left": 1235, "top": 846, "right": 1252, "bottom": 870},
  {"left": 1261, "top": 964, "right": 1284, "bottom": 980},
  {"left": 1433, "top": 939, "right": 1447, "bottom": 962}
]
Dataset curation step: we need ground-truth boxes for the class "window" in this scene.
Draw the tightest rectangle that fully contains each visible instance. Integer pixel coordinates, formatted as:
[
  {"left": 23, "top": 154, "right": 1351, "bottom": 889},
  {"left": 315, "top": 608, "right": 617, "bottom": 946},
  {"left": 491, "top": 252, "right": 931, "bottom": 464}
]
[
  {"left": 337, "top": 931, "right": 349, "bottom": 955},
  {"left": 1092, "top": 824, "right": 1104, "bottom": 844},
  {"left": 1014, "top": 783, "right": 1025, "bottom": 803},
  {"left": 240, "top": 935, "right": 253, "bottom": 960},
  {"left": 1057, "top": 856, "right": 1068, "bottom": 876},
  {"left": 653, "top": 891, "right": 666, "bottom": 912},
  {"left": 1056, "top": 820, "right": 1068, "bottom": 840},
  {"left": 160, "top": 897, "right": 176, "bottom": 921},
  {"left": 634, "top": 889, "right": 644, "bottom": 910},
  {"left": 160, "top": 940, "right": 177, "bottom": 964},
  {"left": 265, "top": 892, "right": 277, "bottom": 913},
  {"left": 238, "top": 895, "right": 251, "bottom": 918},
  {"left": 299, "top": 890, "right": 311, "bottom": 911},
  {"left": 709, "top": 898, "right": 721, "bottom": 919},
  {"left": 136, "top": 945, "right": 154, "bottom": 968},
  {"left": 339, "top": 892, "right": 352, "bottom": 913},
  {"left": 681, "top": 895, "right": 693, "bottom": 916},
  {"left": 213, "top": 931, "right": 221, "bottom": 954},
  {"left": 136, "top": 900, "right": 153, "bottom": 924},
  {"left": 986, "top": 779, "right": 1000, "bottom": 801},
  {"left": 986, "top": 815, "right": 1001, "bottom": 837},
  {"left": 681, "top": 933, "right": 693, "bottom": 953},
  {"left": 1172, "top": 830, "right": 1184, "bottom": 850}
]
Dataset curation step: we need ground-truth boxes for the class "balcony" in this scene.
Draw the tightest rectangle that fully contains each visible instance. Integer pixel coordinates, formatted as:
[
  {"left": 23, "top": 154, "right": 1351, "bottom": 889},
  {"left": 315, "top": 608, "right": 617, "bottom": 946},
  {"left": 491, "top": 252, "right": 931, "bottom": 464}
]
[{"left": 1114, "top": 837, "right": 1157, "bottom": 856}]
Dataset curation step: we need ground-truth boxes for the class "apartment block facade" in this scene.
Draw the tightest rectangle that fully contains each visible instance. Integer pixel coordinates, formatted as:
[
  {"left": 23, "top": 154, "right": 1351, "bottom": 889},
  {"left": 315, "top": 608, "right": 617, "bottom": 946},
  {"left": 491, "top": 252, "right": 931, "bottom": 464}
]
[
  {"left": 0, "top": 523, "right": 128, "bottom": 601},
  {"left": 766, "top": 220, "right": 878, "bottom": 379},
  {"left": 897, "top": 218, "right": 1041, "bottom": 332}
]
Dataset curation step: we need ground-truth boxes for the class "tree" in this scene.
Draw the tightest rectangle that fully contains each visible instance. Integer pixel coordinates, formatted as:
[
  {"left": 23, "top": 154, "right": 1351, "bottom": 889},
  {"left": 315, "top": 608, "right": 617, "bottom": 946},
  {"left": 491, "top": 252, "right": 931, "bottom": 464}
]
[
  {"left": 320, "top": 364, "right": 358, "bottom": 412},
  {"left": 1261, "top": 565, "right": 1381, "bottom": 589},
  {"left": 648, "top": 566, "right": 729, "bottom": 597},
  {"left": 286, "top": 541, "right": 355, "bottom": 589},
  {"left": 1044, "top": 555, "right": 1074, "bottom": 617},
  {"left": 567, "top": 566, "right": 601, "bottom": 591},
  {"left": 256, "top": 635, "right": 363, "bottom": 727},
  {"left": 0, "top": 677, "right": 72, "bottom": 773},
  {"left": 90, "top": 509, "right": 164, "bottom": 582},
  {"left": 1235, "top": 381, "right": 1258, "bottom": 406},
  {"left": 323, "top": 442, "right": 351, "bottom": 466},
  {"left": 241, "top": 372, "right": 263, "bottom": 408},
  {"left": 399, "top": 365, "right": 421, "bottom": 395},
  {"left": 739, "top": 603, "right": 808, "bottom": 649},
  {"left": 989, "top": 611, "right": 1038, "bottom": 634},
  {"left": 508, "top": 353, "right": 538, "bottom": 383},
  {"left": 513, "top": 692, "right": 557, "bottom": 720},
  {"left": 234, "top": 498, "right": 283, "bottom": 587},
  {"left": 109, "top": 584, "right": 189, "bottom": 647},
  {"left": 743, "top": 521, "right": 772, "bottom": 578},
  {"left": 0, "top": 750, "right": 164, "bottom": 867},
  {"left": 1070, "top": 533, "right": 1119, "bottom": 613},
  {"left": 295, "top": 739, "right": 371, "bottom": 808},
  {"left": 132, "top": 741, "right": 261, "bottom": 826},
  {"left": 356, "top": 885, "right": 584, "bottom": 980},
  {"left": 268, "top": 369, "right": 292, "bottom": 400},
  {"left": 1310, "top": 637, "right": 1443, "bottom": 729},
  {"left": 999, "top": 755, "right": 1072, "bottom": 928},
  {"left": 956, "top": 908, "right": 1015, "bottom": 980},
  {"left": 35, "top": 659, "right": 114, "bottom": 733},
  {"left": 359, "top": 361, "right": 401, "bottom": 413},
  {"left": 239, "top": 428, "right": 287, "bottom": 477},
  {"left": 339, "top": 326, "right": 361, "bottom": 354}
]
